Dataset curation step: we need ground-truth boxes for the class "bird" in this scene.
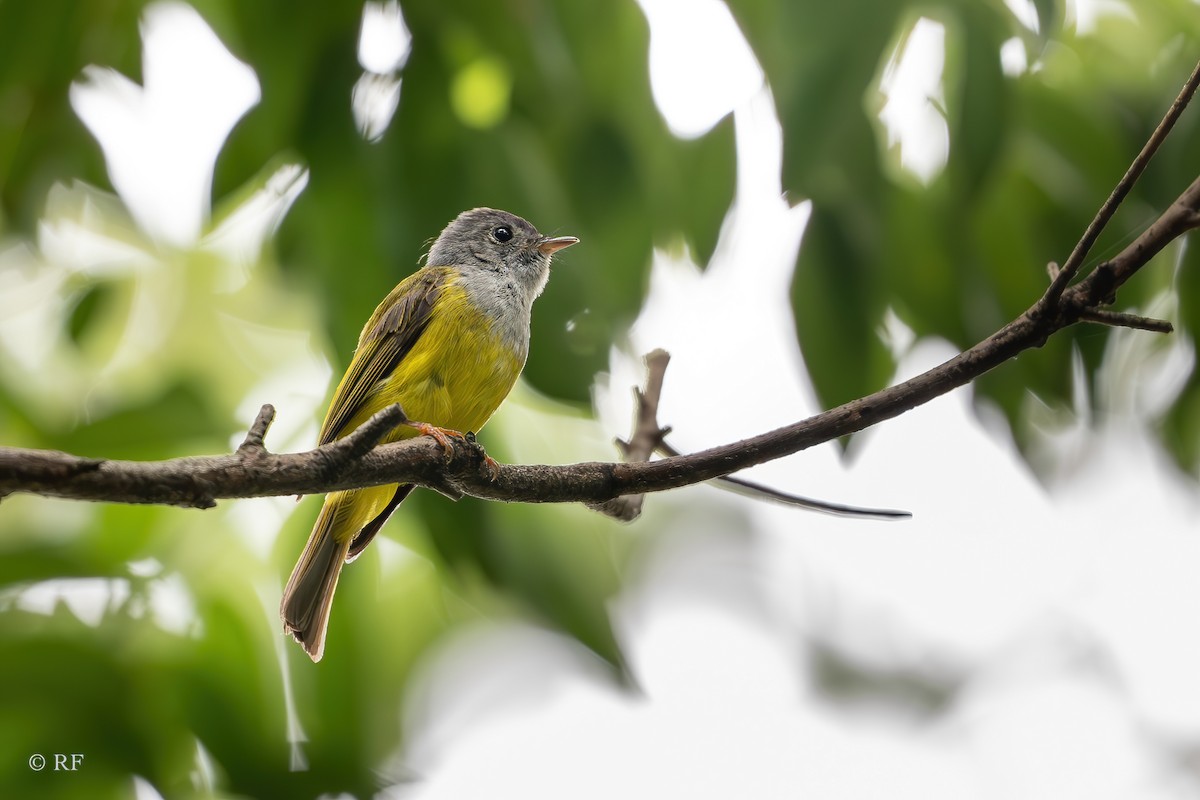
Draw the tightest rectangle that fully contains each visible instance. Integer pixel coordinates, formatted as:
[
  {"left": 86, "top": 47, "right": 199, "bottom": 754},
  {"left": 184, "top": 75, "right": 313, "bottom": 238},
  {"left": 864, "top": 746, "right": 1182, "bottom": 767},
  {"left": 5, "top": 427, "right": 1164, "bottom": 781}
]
[{"left": 281, "top": 207, "right": 578, "bottom": 661}]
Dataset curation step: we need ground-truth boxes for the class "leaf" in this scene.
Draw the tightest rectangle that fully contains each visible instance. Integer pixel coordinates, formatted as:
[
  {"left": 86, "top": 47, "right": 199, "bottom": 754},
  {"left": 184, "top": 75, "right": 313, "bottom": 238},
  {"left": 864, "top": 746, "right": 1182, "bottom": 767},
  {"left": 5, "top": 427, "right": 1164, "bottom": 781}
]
[
  {"left": 0, "top": 0, "right": 146, "bottom": 231},
  {"left": 413, "top": 491, "right": 629, "bottom": 675},
  {"left": 1163, "top": 237, "right": 1200, "bottom": 474},
  {"left": 1030, "top": 0, "right": 1062, "bottom": 42},
  {"left": 792, "top": 207, "right": 895, "bottom": 412},
  {"left": 727, "top": 0, "right": 902, "bottom": 203},
  {"left": 943, "top": 3, "right": 1010, "bottom": 202},
  {"left": 65, "top": 281, "right": 113, "bottom": 344}
]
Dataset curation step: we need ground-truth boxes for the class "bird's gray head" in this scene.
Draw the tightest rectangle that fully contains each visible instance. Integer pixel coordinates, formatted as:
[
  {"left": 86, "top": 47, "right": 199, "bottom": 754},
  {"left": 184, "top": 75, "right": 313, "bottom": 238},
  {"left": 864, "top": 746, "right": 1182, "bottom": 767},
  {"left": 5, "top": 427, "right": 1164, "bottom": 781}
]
[{"left": 426, "top": 208, "right": 577, "bottom": 303}]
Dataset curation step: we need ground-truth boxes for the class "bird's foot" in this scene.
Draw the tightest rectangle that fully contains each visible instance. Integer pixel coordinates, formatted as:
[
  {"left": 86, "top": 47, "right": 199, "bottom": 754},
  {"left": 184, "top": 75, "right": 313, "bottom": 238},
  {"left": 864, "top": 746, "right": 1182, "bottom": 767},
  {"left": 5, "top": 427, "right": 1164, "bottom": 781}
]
[{"left": 408, "top": 422, "right": 466, "bottom": 457}]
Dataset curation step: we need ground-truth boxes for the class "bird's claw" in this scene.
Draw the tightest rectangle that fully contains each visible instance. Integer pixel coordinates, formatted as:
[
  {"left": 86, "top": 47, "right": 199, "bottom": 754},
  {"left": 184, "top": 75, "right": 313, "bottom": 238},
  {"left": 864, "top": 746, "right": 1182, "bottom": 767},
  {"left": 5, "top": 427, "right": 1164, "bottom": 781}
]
[
  {"left": 409, "top": 422, "right": 466, "bottom": 457},
  {"left": 410, "top": 424, "right": 500, "bottom": 479}
]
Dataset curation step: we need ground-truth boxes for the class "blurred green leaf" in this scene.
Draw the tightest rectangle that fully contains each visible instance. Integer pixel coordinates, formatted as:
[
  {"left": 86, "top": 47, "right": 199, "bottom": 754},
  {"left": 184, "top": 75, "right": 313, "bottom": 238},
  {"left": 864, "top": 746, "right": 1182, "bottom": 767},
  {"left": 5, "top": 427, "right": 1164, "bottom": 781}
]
[
  {"left": 792, "top": 206, "right": 895, "bottom": 412},
  {"left": 65, "top": 282, "right": 112, "bottom": 345},
  {"left": 0, "top": 0, "right": 147, "bottom": 232},
  {"left": 39, "top": 381, "right": 221, "bottom": 459},
  {"left": 412, "top": 488, "right": 628, "bottom": 674},
  {"left": 1029, "top": 0, "right": 1061, "bottom": 42},
  {"left": 943, "top": 3, "right": 1010, "bottom": 202},
  {"left": 1165, "top": 239, "right": 1200, "bottom": 470},
  {"left": 726, "top": 0, "right": 901, "bottom": 204}
]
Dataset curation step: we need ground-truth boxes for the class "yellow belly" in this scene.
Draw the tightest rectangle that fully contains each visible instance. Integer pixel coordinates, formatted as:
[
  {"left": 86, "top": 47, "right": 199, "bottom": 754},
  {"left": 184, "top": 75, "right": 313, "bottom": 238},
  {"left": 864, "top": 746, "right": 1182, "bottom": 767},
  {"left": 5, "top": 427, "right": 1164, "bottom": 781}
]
[{"left": 327, "top": 281, "right": 525, "bottom": 539}]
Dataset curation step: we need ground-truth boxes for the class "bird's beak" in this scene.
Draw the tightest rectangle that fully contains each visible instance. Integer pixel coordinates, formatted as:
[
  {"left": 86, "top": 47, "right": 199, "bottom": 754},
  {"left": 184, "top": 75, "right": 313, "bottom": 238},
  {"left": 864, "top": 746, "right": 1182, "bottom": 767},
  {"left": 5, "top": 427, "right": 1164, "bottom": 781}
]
[{"left": 538, "top": 235, "right": 579, "bottom": 256}]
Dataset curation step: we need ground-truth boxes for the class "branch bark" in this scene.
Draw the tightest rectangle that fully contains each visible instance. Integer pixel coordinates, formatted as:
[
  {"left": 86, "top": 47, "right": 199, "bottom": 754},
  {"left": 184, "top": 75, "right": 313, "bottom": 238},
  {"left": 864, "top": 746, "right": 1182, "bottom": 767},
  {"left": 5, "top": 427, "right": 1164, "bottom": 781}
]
[{"left": 3, "top": 62, "right": 1200, "bottom": 514}]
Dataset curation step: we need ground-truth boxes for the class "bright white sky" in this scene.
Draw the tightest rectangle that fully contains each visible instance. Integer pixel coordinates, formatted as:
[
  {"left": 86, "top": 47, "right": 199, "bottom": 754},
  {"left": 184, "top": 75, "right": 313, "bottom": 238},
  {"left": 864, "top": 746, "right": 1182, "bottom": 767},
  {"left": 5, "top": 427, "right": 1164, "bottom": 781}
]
[{"left": 17, "top": 1, "right": 1200, "bottom": 798}]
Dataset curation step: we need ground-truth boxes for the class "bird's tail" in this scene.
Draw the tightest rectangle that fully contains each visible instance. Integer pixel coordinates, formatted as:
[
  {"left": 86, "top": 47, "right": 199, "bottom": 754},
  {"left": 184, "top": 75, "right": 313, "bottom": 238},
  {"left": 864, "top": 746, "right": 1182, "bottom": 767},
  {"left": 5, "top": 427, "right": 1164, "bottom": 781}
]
[{"left": 281, "top": 498, "right": 352, "bottom": 662}]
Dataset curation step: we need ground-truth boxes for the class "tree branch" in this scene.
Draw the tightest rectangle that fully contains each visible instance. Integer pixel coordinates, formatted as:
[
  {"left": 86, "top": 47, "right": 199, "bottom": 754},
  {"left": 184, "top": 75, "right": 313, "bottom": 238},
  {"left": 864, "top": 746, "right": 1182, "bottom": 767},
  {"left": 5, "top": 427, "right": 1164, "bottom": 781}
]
[
  {"left": 3, "top": 62, "right": 1200, "bottom": 512},
  {"left": 1046, "top": 261, "right": 1174, "bottom": 333}
]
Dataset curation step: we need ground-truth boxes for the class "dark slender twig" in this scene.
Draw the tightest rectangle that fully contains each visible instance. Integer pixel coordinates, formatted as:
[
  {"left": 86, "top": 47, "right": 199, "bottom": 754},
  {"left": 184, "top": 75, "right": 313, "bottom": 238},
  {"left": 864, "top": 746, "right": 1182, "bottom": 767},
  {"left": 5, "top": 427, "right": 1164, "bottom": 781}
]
[
  {"left": 654, "top": 440, "right": 911, "bottom": 519},
  {"left": 1046, "top": 260, "right": 1175, "bottom": 332},
  {"left": 1078, "top": 309, "right": 1174, "bottom": 334},
  {"left": 1042, "top": 57, "right": 1200, "bottom": 311}
]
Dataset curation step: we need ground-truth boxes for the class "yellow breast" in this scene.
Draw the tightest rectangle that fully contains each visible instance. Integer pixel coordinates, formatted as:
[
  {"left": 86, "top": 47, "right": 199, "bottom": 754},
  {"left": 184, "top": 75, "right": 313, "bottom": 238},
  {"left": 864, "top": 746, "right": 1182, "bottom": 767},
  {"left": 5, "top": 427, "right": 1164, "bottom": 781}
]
[{"left": 349, "top": 279, "right": 526, "bottom": 439}]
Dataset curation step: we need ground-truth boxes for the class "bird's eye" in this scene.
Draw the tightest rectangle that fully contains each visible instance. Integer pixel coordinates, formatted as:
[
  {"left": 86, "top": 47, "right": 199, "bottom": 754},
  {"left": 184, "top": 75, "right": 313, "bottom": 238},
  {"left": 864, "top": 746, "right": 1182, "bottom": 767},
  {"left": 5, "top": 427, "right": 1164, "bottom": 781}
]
[{"left": 493, "top": 226, "right": 513, "bottom": 243}]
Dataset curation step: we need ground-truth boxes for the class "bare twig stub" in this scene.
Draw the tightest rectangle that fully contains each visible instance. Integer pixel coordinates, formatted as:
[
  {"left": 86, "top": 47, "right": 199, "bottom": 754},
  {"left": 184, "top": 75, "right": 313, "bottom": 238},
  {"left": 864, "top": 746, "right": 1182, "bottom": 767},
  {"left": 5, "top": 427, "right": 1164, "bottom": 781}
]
[
  {"left": 237, "top": 404, "right": 278, "bottom": 456},
  {"left": 2, "top": 61, "right": 1200, "bottom": 512},
  {"left": 587, "top": 348, "right": 672, "bottom": 521}
]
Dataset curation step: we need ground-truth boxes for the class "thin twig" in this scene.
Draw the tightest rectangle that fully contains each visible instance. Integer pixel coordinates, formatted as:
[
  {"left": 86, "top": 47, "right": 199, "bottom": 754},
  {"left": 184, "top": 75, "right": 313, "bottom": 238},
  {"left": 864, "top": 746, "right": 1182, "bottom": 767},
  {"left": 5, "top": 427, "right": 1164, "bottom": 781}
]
[
  {"left": 237, "top": 404, "right": 277, "bottom": 455},
  {"left": 318, "top": 404, "right": 409, "bottom": 475},
  {"left": 1046, "top": 261, "right": 1175, "bottom": 332},
  {"left": 619, "top": 348, "right": 672, "bottom": 463},
  {"left": 1042, "top": 57, "right": 1200, "bottom": 311},
  {"left": 587, "top": 349, "right": 671, "bottom": 521},
  {"left": 654, "top": 440, "right": 911, "bottom": 519},
  {"left": 1079, "top": 309, "right": 1174, "bottom": 333}
]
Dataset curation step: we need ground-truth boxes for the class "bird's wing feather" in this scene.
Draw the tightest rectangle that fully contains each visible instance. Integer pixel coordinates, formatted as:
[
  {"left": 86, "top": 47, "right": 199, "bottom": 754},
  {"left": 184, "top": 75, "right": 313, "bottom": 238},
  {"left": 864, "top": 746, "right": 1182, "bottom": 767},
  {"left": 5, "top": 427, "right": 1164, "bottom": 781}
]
[{"left": 318, "top": 268, "right": 447, "bottom": 445}]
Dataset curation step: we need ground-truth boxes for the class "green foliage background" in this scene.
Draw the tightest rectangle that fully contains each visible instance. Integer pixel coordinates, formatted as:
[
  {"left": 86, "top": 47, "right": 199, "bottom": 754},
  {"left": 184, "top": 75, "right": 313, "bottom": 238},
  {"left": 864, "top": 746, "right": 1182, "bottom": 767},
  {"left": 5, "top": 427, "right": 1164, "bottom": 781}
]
[{"left": 0, "top": 0, "right": 1197, "bottom": 797}]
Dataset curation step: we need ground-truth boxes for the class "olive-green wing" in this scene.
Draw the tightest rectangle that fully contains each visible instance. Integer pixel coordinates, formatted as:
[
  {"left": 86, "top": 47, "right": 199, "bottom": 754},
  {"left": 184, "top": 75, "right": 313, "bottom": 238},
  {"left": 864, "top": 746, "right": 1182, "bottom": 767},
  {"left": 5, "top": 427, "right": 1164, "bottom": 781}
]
[{"left": 318, "top": 267, "right": 447, "bottom": 445}]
